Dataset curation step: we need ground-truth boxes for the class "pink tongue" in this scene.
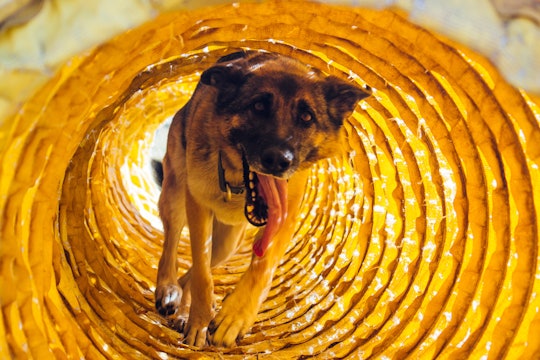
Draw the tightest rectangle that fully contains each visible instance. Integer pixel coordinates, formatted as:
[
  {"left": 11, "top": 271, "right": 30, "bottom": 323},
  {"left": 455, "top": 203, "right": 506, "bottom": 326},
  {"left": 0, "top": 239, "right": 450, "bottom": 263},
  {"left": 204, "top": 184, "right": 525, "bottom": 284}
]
[{"left": 252, "top": 175, "right": 288, "bottom": 257}]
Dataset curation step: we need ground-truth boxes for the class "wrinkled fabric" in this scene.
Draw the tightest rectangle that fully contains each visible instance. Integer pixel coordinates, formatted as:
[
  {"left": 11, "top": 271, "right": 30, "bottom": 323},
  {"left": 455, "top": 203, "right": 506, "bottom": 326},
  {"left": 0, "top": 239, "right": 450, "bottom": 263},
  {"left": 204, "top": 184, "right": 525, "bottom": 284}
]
[{"left": 0, "top": 1, "right": 539, "bottom": 358}]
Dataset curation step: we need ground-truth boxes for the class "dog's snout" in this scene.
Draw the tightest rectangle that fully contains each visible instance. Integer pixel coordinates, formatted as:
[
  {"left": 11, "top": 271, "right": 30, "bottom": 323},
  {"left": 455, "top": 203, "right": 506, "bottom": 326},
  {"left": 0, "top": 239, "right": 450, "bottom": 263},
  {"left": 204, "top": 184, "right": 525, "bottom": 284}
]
[{"left": 261, "top": 147, "right": 294, "bottom": 175}]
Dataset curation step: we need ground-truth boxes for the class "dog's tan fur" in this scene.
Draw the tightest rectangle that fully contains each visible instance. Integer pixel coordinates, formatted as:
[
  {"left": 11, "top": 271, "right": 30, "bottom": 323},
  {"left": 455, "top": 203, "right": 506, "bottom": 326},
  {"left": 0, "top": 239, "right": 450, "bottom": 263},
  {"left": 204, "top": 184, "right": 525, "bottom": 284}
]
[{"left": 155, "top": 51, "right": 370, "bottom": 347}]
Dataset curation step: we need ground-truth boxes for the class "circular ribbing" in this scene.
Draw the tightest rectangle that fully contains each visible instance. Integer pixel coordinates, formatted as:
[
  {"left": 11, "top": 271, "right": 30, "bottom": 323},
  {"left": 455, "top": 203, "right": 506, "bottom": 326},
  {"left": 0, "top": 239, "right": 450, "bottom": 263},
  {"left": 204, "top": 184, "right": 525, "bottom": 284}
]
[{"left": 1, "top": 1, "right": 539, "bottom": 358}]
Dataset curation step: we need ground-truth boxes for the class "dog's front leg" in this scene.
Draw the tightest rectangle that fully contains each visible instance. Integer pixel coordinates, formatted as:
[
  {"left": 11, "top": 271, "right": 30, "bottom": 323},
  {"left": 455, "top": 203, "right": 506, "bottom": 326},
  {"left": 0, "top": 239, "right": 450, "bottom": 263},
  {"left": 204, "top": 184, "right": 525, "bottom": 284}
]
[
  {"left": 209, "top": 249, "right": 278, "bottom": 347},
  {"left": 209, "top": 170, "right": 309, "bottom": 347},
  {"left": 184, "top": 188, "right": 215, "bottom": 347},
  {"left": 155, "top": 164, "right": 186, "bottom": 319}
]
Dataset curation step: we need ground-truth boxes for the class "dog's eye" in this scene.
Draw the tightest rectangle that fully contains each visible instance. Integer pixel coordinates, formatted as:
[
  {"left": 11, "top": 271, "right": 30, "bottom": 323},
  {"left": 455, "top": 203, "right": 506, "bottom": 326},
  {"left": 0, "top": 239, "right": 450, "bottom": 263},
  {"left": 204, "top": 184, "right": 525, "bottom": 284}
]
[
  {"left": 253, "top": 101, "right": 267, "bottom": 113},
  {"left": 298, "top": 111, "right": 316, "bottom": 126},
  {"left": 300, "top": 112, "right": 313, "bottom": 123},
  {"left": 251, "top": 95, "right": 272, "bottom": 115},
  {"left": 297, "top": 100, "right": 316, "bottom": 126}
]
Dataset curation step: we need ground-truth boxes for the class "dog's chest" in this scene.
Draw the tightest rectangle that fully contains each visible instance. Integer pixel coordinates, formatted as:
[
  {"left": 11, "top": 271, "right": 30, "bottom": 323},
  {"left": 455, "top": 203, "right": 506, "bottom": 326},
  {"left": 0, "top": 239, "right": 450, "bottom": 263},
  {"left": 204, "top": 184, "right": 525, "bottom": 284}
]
[{"left": 188, "top": 176, "right": 247, "bottom": 226}]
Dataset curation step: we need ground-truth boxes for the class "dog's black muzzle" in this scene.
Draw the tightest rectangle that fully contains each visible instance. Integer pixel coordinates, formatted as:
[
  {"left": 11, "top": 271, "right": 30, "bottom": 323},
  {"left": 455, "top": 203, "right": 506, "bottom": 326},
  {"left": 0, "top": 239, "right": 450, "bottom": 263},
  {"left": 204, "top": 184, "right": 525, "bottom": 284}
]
[{"left": 260, "top": 146, "right": 294, "bottom": 177}]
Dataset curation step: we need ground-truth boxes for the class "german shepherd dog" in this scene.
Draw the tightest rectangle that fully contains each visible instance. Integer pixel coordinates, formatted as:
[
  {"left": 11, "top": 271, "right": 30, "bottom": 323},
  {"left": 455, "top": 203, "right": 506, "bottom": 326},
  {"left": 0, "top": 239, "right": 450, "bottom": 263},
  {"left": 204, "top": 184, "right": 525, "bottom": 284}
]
[{"left": 155, "top": 51, "right": 371, "bottom": 347}]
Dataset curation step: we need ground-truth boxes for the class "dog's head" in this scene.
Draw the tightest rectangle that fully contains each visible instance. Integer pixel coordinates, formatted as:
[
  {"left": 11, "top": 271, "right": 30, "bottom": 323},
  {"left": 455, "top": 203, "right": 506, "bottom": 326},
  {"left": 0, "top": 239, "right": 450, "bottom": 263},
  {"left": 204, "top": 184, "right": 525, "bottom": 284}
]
[
  {"left": 199, "top": 51, "right": 371, "bottom": 256},
  {"left": 200, "top": 51, "right": 371, "bottom": 179}
]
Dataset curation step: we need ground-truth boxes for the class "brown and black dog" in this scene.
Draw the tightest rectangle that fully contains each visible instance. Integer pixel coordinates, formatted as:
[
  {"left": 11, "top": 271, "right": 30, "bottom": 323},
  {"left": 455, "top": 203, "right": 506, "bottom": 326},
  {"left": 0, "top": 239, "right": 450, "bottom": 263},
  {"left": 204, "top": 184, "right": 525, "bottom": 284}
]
[{"left": 155, "top": 51, "right": 371, "bottom": 347}]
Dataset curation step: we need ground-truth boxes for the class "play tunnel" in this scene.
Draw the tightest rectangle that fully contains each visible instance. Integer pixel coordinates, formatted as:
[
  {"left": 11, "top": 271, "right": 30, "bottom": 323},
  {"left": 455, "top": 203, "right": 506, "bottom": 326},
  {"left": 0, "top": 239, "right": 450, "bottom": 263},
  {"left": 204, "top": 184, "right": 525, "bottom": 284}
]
[{"left": 1, "top": 0, "right": 539, "bottom": 358}]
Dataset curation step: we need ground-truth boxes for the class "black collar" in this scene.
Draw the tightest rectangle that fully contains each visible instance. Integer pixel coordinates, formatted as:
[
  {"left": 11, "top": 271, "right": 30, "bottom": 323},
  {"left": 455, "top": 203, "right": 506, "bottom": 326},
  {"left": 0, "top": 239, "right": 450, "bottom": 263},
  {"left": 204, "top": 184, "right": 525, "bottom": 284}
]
[{"left": 218, "top": 151, "right": 245, "bottom": 200}]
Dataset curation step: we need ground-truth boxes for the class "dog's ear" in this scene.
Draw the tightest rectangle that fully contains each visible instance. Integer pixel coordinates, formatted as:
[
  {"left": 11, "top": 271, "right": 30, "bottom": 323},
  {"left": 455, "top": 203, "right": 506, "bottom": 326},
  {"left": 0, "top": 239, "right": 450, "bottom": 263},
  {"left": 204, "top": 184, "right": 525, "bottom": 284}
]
[
  {"left": 201, "top": 63, "right": 246, "bottom": 107},
  {"left": 201, "top": 64, "right": 245, "bottom": 86},
  {"left": 323, "top": 76, "right": 371, "bottom": 125}
]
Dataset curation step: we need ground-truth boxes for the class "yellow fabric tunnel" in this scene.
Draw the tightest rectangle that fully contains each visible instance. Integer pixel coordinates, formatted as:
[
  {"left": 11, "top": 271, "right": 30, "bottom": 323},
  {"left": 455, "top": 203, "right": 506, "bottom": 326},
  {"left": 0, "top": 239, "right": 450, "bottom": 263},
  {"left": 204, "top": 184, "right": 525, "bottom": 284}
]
[{"left": 1, "top": 1, "right": 540, "bottom": 358}]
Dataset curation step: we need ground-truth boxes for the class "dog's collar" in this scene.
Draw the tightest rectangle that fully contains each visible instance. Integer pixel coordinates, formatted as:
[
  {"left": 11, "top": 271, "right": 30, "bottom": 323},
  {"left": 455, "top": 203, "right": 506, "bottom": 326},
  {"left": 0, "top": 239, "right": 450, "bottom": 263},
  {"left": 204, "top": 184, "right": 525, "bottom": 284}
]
[{"left": 218, "top": 151, "right": 245, "bottom": 201}]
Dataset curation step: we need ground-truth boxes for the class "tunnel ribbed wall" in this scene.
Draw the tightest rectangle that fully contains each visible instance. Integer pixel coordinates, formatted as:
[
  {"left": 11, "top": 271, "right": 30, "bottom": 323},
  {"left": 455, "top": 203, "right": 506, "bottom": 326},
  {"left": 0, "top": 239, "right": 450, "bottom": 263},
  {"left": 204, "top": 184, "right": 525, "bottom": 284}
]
[{"left": 1, "top": 1, "right": 539, "bottom": 358}]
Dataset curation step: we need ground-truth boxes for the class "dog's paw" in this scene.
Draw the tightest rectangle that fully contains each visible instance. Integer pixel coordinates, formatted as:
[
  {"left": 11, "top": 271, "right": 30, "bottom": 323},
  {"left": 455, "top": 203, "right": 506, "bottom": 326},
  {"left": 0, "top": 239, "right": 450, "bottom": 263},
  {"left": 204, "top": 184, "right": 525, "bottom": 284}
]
[
  {"left": 171, "top": 313, "right": 188, "bottom": 333},
  {"left": 208, "top": 291, "right": 259, "bottom": 347},
  {"left": 155, "top": 283, "right": 182, "bottom": 317},
  {"left": 170, "top": 298, "right": 191, "bottom": 334},
  {"left": 183, "top": 309, "right": 214, "bottom": 348}
]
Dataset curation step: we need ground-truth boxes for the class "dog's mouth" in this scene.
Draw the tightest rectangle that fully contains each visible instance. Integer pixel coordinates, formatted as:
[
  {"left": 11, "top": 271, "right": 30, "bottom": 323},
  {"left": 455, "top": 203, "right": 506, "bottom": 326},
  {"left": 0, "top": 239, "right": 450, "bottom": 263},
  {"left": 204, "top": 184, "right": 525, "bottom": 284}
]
[{"left": 242, "top": 154, "right": 288, "bottom": 257}]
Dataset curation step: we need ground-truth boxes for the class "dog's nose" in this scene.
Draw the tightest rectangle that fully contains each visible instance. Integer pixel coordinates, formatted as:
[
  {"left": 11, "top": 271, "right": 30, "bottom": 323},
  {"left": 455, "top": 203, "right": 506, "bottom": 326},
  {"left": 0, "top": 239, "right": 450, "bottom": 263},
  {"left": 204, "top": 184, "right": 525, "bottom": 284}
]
[{"left": 261, "top": 147, "right": 294, "bottom": 175}]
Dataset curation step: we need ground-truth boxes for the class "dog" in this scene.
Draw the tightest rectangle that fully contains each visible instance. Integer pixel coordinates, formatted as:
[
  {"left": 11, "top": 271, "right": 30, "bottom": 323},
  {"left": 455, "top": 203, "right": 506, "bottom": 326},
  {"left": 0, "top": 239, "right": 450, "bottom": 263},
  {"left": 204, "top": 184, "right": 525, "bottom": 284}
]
[{"left": 154, "top": 50, "right": 371, "bottom": 347}]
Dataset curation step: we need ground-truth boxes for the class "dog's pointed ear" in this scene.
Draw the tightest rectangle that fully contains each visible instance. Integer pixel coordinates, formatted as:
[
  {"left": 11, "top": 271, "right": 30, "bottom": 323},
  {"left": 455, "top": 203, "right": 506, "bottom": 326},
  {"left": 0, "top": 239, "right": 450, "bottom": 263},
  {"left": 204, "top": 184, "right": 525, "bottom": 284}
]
[
  {"left": 201, "top": 63, "right": 246, "bottom": 107},
  {"left": 323, "top": 76, "right": 371, "bottom": 125},
  {"left": 201, "top": 63, "right": 245, "bottom": 87}
]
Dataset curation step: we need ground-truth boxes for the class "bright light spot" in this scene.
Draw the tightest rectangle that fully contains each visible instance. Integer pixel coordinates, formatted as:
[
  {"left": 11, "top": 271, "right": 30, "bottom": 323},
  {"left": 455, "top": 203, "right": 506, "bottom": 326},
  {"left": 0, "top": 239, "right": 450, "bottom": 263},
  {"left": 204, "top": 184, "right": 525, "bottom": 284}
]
[{"left": 444, "top": 312, "right": 452, "bottom": 322}]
